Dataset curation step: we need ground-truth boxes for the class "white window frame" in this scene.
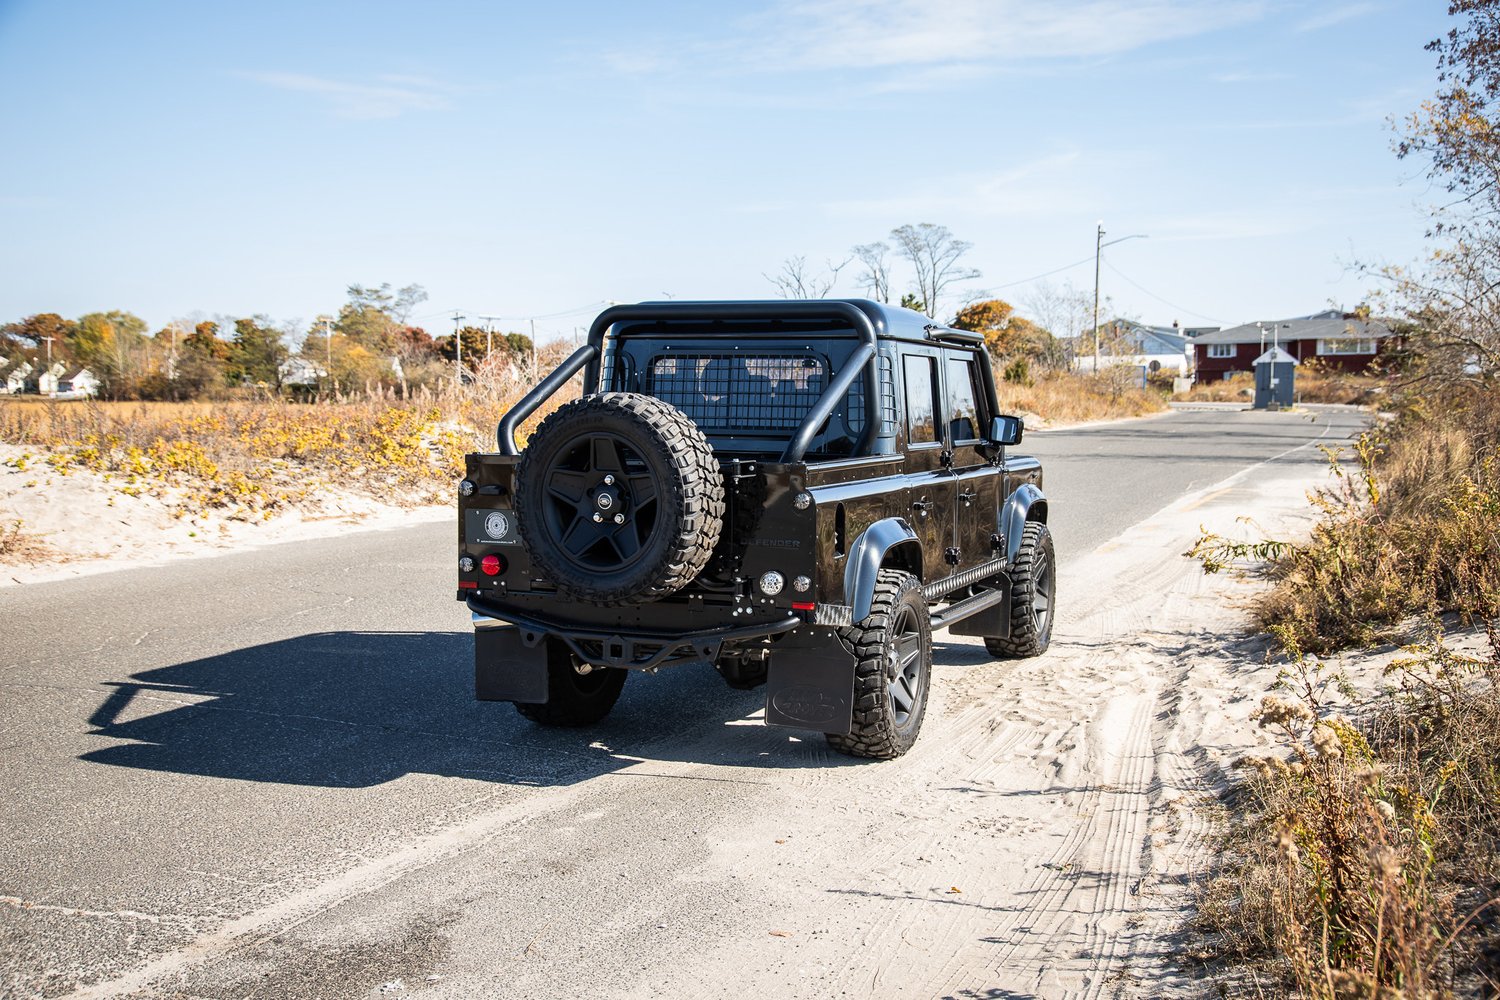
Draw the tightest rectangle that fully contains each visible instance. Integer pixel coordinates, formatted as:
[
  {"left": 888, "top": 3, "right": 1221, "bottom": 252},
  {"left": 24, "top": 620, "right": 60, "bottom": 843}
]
[
  {"left": 1207, "top": 343, "right": 1235, "bottom": 359},
  {"left": 1317, "top": 338, "right": 1376, "bottom": 356}
]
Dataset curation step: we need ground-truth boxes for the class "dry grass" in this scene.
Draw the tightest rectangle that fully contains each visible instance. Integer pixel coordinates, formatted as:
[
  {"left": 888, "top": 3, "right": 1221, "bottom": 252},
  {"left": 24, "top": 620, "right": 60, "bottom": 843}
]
[
  {"left": 1197, "top": 631, "right": 1500, "bottom": 997},
  {"left": 0, "top": 517, "right": 56, "bottom": 565},
  {"left": 1192, "top": 382, "right": 1500, "bottom": 997},
  {"left": 1191, "top": 384, "right": 1500, "bottom": 655},
  {"left": 995, "top": 368, "right": 1168, "bottom": 424},
  {"left": 0, "top": 392, "right": 496, "bottom": 520}
]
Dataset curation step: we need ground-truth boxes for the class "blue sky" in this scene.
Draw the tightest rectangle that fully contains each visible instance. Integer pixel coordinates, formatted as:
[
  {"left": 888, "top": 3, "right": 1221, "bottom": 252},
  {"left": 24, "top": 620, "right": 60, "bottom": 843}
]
[{"left": 0, "top": 1, "right": 1448, "bottom": 342}]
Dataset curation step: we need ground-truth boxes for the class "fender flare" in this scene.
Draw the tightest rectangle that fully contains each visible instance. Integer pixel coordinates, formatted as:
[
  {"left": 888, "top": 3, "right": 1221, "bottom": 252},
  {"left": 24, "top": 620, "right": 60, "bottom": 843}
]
[
  {"left": 1001, "top": 483, "right": 1048, "bottom": 565},
  {"left": 845, "top": 517, "right": 922, "bottom": 623}
]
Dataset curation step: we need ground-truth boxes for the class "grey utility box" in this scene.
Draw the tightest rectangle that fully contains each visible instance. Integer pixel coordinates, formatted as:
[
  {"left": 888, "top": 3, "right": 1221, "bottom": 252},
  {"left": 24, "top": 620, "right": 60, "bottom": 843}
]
[{"left": 1253, "top": 346, "right": 1297, "bottom": 409}]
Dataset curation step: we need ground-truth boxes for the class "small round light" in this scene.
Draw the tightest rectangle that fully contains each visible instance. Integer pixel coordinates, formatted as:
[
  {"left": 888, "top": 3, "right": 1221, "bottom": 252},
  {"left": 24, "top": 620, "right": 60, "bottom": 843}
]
[
  {"left": 480, "top": 554, "right": 505, "bottom": 576},
  {"left": 792, "top": 491, "right": 812, "bottom": 510},
  {"left": 793, "top": 575, "right": 811, "bottom": 593},
  {"left": 459, "top": 556, "right": 475, "bottom": 573},
  {"left": 459, "top": 479, "right": 476, "bottom": 497},
  {"left": 758, "top": 571, "right": 784, "bottom": 596}
]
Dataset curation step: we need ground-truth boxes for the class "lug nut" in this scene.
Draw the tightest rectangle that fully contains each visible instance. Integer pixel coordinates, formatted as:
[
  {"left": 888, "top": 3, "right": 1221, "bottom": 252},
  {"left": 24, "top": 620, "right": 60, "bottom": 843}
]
[
  {"left": 603, "top": 475, "right": 615, "bottom": 485},
  {"left": 593, "top": 512, "right": 603, "bottom": 522},
  {"left": 613, "top": 513, "right": 625, "bottom": 524}
]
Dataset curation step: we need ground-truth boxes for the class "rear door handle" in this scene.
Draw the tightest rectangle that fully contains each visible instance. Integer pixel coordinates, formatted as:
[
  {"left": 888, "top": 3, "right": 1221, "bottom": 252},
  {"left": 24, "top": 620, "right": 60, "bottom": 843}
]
[
  {"left": 911, "top": 499, "right": 934, "bottom": 517},
  {"left": 958, "top": 490, "right": 977, "bottom": 505}
]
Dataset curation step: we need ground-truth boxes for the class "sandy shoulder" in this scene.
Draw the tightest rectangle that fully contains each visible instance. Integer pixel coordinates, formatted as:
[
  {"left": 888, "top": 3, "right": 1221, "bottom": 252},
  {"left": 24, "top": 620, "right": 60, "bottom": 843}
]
[{"left": 0, "top": 442, "right": 451, "bottom": 587}]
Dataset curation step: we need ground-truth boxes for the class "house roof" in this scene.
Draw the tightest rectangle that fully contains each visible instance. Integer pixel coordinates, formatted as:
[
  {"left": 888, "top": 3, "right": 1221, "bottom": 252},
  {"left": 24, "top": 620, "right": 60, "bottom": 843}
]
[
  {"left": 62, "top": 368, "right": 93, "bottom": 380},
  {"left": 1108, "top": 320, "right": 1188, "bottom": 355},
  {"left": 1192, "top": 315, "right": 1394, "bottom": 346}
]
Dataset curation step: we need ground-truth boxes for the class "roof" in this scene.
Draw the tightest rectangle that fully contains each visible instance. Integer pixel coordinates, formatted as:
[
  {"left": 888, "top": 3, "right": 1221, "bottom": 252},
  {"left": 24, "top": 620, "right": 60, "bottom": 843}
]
[
  {"left": 61, "top": 368, "right": 93, "bottom": 380},
  {"left": 1254, "top": 347, "right": 1298, "bottom": 365},
  {"left": 1192, "top": 315, "right": 1394, "bottom": 346},
  {"left": 1099, "top": 319, "right": 1188, "bottom": 356},
  {"left": 617, "top": 299, "right": 959, "bottom": 345}
]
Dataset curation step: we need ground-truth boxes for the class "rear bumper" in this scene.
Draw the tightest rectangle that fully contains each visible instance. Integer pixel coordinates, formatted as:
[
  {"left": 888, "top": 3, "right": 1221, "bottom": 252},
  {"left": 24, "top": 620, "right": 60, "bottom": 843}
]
[
  {"left": 466, "top": 593, "right": 799, "bottom": 673},
  {"left": 468, "top": 595, "right": 857, "bottom": 735}
]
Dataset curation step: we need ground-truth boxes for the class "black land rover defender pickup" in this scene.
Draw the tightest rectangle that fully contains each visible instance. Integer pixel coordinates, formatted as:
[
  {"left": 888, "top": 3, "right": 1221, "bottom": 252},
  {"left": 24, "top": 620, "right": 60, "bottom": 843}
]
[{"left": 457, "top": 300, "right": 1054, "bottom": 759}]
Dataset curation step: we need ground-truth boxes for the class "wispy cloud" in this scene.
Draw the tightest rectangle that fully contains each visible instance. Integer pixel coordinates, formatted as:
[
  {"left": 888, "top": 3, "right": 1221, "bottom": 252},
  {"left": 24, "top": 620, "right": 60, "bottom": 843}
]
[
  {"left": 605, "top": 0, "right": 1266, "bottom": 85},
  {"left": 823, "top": 151, "right": 1094, "bottom": 219},
  {"left": 241, "top": 72, "right": 453, "bottom": 119},
  {"left": 1295, "top": 3, "right": 1379, "bottom": 33}
]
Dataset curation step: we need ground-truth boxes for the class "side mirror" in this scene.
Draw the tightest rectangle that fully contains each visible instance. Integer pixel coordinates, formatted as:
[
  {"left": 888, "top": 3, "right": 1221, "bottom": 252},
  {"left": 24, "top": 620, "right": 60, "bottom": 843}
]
[{"left": 990, "top": 414, "right": 1023, "bottom": 446}]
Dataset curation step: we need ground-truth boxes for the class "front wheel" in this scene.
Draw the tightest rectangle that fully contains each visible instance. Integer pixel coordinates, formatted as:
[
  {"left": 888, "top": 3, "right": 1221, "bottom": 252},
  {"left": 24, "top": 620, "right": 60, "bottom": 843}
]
[
  {"left": 984, "top": 521, "right": 1056, "bottom": 659},
  {"left": 826, "top": 570, "right": 932, "bottom": 760}
]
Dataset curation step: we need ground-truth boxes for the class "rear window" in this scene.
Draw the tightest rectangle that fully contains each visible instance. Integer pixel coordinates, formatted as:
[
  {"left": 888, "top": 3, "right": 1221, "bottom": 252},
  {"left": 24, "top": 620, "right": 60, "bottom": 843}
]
[{"left": 646, "top": 353, "right": 826, "bottom": 434}]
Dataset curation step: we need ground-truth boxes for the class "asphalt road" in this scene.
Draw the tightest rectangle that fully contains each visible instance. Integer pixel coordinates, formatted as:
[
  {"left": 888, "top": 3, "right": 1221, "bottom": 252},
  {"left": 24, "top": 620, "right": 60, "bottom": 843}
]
[{"left": 0, "top": 405, "right": 1368, "bottom": 999}]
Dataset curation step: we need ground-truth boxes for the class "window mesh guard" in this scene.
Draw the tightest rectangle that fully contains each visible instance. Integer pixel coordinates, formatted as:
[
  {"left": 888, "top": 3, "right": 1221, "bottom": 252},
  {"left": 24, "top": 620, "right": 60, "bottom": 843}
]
[{"left": 647, "top": 354, "right": 830, "bottom": 433}]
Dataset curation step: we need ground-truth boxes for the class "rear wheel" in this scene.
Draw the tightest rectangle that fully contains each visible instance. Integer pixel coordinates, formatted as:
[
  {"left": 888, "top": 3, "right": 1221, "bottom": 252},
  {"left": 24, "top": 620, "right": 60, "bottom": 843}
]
[
  {"left": 985, "top": 521, "right": 1055, "bottom": 659},
  {"left": 826, "top": 570, "right": 931, "bottom": 760},
  {"left": 514, "top": 641, "right": 628, "bottom": 727}
]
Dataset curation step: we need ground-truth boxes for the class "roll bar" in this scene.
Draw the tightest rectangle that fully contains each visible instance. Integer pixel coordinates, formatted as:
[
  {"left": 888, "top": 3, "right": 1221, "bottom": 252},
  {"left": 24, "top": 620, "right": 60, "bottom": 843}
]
[{"left": 495, "top": 300, "right": 881, "bottom": 462}]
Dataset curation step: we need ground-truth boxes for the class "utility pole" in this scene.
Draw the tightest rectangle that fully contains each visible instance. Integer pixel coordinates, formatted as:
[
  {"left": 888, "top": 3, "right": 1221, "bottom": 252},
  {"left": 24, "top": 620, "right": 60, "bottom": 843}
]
[
  {"left": 1091, "top": 224, "right": 1149, "bottom": 374},
  {"left": 40, "top": 336, "right": 53, "bottom": 368},
  {"left": 1093, "top": 222, "right": 1103, "bottom": 374},
  {"left": 451, "top": 312, "right": 465, "bottom": 384},
  {"left": 529, "top": 318, "right": 537, "bottom": 374}
]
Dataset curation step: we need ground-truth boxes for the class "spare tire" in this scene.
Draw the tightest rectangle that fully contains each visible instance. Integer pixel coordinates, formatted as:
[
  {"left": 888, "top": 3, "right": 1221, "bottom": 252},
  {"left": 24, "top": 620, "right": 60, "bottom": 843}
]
[{"left": 514, "top": 392, "right": 724, "bottom": 606}]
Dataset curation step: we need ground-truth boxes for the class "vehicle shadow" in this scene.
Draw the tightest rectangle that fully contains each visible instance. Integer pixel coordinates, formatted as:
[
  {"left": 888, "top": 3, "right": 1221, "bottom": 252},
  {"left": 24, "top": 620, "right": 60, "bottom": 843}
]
[{"left": 79, "top": 630, "right": 914, "bottom": 788}]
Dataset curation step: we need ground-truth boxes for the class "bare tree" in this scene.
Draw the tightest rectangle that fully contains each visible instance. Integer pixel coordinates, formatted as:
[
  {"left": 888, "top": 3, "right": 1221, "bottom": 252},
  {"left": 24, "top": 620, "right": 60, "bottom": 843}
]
[
  {"left": 851, "top": 242, "right": 893, "bottom": 302},
  {"left": 1023, "top": 280, "right": 1094, "bottom": 350},
  {"left": 764, "top": 255, "right": 850, "bottom": 299},
  {"left": 889, "top": 223, "right": 981, "bottom": 319}
]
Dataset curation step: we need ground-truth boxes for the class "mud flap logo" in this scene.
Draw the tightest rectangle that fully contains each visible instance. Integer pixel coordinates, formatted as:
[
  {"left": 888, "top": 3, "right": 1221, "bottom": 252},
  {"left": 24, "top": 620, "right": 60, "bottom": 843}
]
[{"left": 770, "top": 686, "right": 845, "bottom": 727}]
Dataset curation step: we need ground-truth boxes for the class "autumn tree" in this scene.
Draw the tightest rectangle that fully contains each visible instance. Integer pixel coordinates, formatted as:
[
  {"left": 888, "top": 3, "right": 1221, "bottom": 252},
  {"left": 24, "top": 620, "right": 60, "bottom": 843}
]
[
  {"left": 226, "top": 316, "right": 288, "bottom": 387},
  {"left": 69, "top": 311, "right": 149, "bottom": 396},
  {"left": 1393, "top": 1, "right": 1500, "bottom": 380},
  {"left": 951, "top": 299, "right": 1063, "bottom": 370},
  {"left": 336, "top": 283, "right": 428, "bottom": 353},
  {"left": 890, "top": 224, "right": 980, "bottom": 319},
  {"left": 1, "top": 313, "right": 76, "bottom": 364}
]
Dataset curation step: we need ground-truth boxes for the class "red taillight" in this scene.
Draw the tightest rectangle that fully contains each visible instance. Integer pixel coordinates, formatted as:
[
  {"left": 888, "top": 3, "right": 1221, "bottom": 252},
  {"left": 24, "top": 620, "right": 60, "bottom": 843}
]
[
  {"left": 458, "top": 580, "right": 477, "bottom": 590},
  {"left": 481, "top": 554, "right": 505, "bottom": 576},
  {"left": 792, "top": 601, "right": 815, "bottom": 611}
]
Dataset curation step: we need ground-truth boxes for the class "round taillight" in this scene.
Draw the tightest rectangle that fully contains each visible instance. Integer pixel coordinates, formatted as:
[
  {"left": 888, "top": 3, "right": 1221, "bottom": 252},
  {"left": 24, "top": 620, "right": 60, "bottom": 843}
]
[{"left": 480, "top": 554, "right": 505, "bottom": 576}]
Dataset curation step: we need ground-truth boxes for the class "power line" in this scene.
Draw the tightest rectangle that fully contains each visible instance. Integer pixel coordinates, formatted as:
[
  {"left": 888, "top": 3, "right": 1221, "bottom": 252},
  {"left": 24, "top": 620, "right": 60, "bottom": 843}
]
[
  {"left": 990, "top": 253, "right": 1099, "bottom": 291},
  {"left": 1101, "top": 260, "right": 1224, "bottom": 324}
]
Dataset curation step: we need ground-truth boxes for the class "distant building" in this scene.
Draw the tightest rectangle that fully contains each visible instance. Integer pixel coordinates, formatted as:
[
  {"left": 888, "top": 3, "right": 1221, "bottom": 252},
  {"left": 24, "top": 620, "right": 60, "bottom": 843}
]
[
  {"left": 1074, "top": 319, "right": 1192, "bottom": 375},
  {"left": 2, "top": 360, "right": 34, "bottom": 394},
  {"left": 32, "top": 362, "right": 66, "bottom": 395},
  {"left": 1192, "top": 311, "right": 1400, "bottom": 381},
  {"left": 57, "top": 368, "right": 99, "bottom": 397},
  {"left": 277, "top": 357, "right": 328, "bottom": 387}
]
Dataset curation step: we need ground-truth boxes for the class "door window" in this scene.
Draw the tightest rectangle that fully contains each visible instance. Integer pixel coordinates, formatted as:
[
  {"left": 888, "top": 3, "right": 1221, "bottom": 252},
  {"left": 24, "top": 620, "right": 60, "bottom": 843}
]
[
  {"left": 903, "top": 355, "right": 938, "bottom": 445},
  {"left": 945, "top": 356, "right": 981, "bottom": 444}
]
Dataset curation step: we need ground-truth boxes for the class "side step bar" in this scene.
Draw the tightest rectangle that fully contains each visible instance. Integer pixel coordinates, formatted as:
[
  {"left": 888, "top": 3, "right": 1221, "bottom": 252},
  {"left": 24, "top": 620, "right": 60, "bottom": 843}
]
[{"left": 929, "top": 585, "right": 1008, "bottom": 632}]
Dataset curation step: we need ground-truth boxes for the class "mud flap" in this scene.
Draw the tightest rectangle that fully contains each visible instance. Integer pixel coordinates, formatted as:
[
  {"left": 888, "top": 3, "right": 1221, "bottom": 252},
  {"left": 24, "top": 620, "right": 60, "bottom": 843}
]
[
  {"left": 474, "top": 625, "right": 548, "bottom": 704},
  {"left": 764, "top": 626, "right": 856, "bottom": 735}
]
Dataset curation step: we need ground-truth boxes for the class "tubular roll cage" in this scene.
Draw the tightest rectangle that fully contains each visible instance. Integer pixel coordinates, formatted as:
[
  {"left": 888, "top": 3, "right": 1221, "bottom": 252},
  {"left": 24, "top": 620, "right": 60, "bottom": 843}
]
[{"left": 494, "top": 301, "right": 883, "bottom": 464}]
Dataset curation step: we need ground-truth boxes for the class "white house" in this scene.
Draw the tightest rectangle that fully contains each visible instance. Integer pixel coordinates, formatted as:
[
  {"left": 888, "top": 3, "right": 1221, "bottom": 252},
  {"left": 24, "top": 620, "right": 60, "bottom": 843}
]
[
  {"left": 57, "top": 368, "right": 99, "bottom": 397},
  {"left": 277, "top": 357, "right": 328, "bottom": 387},
  {"left": 2, "top": 360, "right": 34, "bottom": 394},
  {"left": 1073, "top": 320, "right": 1192, "bottom": 375},
  {"left": 34, "top": 362, "right": 66, "bottom": 395}
]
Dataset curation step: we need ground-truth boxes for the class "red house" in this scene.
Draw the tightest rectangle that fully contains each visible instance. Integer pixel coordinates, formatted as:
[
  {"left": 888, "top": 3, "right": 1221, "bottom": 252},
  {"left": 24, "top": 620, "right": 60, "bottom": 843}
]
[{"left": 1191, "top": 310, "right": 1400, "bottom": 382}]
